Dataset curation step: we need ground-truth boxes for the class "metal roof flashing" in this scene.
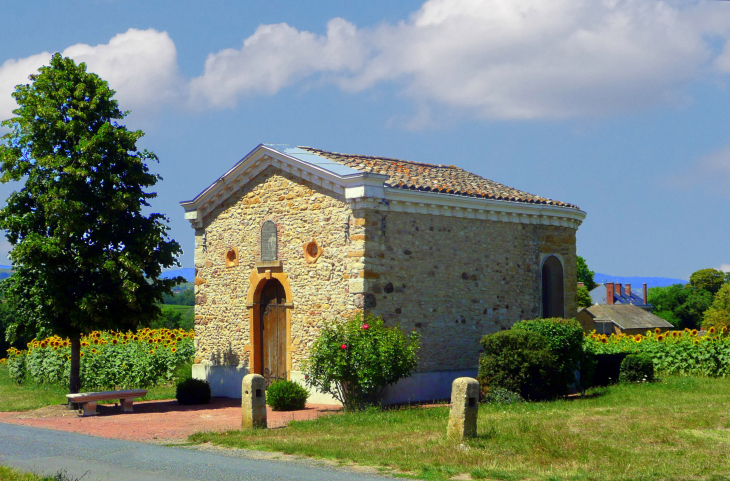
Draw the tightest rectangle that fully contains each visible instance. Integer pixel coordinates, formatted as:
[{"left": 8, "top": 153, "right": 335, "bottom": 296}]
[{"left": 264, "top": 144, "right": 361, "bottom": 177}]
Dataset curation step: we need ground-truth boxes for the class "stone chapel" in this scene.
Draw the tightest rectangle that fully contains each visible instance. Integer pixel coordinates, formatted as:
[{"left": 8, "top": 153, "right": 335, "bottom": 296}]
[{"left": 181, "top": 144, "right": 586, "bottom": 403}]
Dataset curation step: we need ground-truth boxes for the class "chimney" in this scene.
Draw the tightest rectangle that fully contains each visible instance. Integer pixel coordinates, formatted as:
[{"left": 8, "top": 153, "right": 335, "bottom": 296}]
[
  {"left": 606, "top": 282, "right": 614, "bottom": 305},
  {"left": 643, "top": 283, "right": 648, "bottom": 305},
  {"left": 615, "top": 283, "right": 623, "bottom": 298},
  {"left": 577, "top": 282, "right": 584, "bottom": 288},
  {"left": 625, "top": 284, "right": 631, "bottom": 297}
]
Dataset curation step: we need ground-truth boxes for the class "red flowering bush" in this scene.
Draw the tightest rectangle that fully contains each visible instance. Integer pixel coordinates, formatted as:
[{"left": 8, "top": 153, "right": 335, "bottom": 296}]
[{"left": 302, "top": 313, "right": 420, "bottom": 410}]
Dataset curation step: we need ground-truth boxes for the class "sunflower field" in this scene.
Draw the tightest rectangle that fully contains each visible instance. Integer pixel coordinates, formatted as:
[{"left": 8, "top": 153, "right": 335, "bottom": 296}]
[
  {"left": 586, "top": 327, "right": 730, "bottom": 377},
  {"left": 3, "top": 328, "right": 195, "bottom": 389}
]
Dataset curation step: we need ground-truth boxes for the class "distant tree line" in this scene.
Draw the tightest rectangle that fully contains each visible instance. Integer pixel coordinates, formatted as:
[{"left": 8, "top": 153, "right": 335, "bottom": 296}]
[
  {"left": 161, "top": 288, "right": 194, "bottom": 306},
  {"left": 649, "top": 268, "right": 730, "bottom": 330},
  {"left": 573, "top": 258, "right": 730, "bottom": 329}
]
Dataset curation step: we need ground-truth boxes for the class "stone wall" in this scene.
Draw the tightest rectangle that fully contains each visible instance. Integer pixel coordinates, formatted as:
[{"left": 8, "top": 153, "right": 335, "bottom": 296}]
[
  {"left": 192, "top": 167, "right": 578, "bottom": 379},
  {"left": 193, "top": 166, "right": 363, "bottom": 372},
  {"left": 350, "top": 209, "right": 578, "bottom": 372}
]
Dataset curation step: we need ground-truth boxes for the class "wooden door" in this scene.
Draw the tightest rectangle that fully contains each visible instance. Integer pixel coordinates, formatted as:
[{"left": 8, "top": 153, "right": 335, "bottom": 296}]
[{"left": 262, "top": 302, "right": 287, "bottom": 386}]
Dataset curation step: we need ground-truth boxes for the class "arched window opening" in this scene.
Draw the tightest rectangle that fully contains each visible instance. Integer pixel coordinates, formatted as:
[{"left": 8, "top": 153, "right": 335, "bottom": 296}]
[
  {"left": 542, "top": 255, "right": 564, "bottom": 318},
  {"left": 261, "top": 220, "right": 277, "bottom": 261}
]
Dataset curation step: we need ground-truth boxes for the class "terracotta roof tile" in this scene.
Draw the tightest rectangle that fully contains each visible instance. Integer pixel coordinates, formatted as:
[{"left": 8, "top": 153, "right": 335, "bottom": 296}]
[{"left": 298, "top": 147, "right": 579, "bottom": 209}]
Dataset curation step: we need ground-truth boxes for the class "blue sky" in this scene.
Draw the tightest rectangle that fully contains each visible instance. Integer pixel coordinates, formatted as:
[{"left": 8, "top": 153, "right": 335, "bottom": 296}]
[{"left": 0, "top": 0, "right": 729, "bottom": 280}]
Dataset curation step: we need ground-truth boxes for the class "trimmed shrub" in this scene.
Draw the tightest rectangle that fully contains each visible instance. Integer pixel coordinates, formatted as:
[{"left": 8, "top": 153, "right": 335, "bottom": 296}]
[
  {"left": 303, "top": 313, "right": 420, "bottom": 410},
  {"left": 478, "top": 329, "right": 563, "bottom": 401},
  {"left": 590, "top": 353, "right": 629, "bottom": 386},
  {"left": 512, "top": 318, "right": 585, "bottom": 387},
  {"left": 620, "top": 354, "right": 655, "bottom": 383},
  {"left": 481, "top": 387, "right": 524, "bottom": 405},
  {"left": 266, "top": 380, "right": 309, "bottom": 411},
  {"left": 176, "top": 378, "right": 212, "bottom": 405}
]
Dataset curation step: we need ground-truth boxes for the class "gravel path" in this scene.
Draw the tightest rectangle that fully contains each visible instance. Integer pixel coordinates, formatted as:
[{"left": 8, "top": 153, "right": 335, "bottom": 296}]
[
  {"left": 0, "top": 398, "right": 340, "bottom": 442},
  {"left": 0, "top": 423, "right": 401, "bottom": 481}
]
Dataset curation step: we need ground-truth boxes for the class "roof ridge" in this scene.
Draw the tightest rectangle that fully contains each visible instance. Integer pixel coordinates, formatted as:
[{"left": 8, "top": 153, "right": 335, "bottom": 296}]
[{"left": 298, "top": 146, "right": 460, "bottom": 170}]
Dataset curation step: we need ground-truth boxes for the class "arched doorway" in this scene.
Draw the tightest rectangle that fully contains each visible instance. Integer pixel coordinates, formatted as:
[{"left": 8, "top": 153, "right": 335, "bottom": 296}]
[
  {"left": 541, "top": 255, "right": 564, "bottom": 318},
  {"left": 257, "top": 279, "right": 287, "bottom": 386}
]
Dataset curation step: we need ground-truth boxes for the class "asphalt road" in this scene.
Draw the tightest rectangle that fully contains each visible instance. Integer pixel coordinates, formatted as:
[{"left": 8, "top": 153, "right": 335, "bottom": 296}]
[{"left": 0, "top": 423, "right": 400, "bottom": 481}]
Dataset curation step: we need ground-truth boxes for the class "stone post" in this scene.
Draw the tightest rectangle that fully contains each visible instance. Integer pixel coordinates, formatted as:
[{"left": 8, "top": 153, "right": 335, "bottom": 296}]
[
  {"left": 242, "top": 374, "right": 267, "bottom": 429},
  {"left": 446, "top": 377, "right": 479, "bottom": 440}
]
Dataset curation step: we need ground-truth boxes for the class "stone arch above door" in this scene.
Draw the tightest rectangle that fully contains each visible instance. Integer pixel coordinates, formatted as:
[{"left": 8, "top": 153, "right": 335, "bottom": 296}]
[{"left": 244, "top": 267, "right": 293, "bottom": 378}]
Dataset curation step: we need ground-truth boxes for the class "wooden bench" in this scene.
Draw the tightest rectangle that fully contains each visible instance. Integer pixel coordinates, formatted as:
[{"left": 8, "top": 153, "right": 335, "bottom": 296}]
[{"left": 66, "top": 389, "right": 148, "bottom": 416}]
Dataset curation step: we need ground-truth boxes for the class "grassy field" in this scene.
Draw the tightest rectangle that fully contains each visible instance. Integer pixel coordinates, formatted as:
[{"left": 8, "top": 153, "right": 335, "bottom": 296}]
[
  {"left": 0, "top": 363, "right": 190, "bottom": 412},
  {"left": 191, "top": 376, "right": 730, "bottom": 481}
]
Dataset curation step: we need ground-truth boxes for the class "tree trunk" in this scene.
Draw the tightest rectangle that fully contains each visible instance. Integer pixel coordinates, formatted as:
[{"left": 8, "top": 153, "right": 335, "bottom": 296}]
[{"left": 68, "top": 336, "right": 81, "bottom": 409}]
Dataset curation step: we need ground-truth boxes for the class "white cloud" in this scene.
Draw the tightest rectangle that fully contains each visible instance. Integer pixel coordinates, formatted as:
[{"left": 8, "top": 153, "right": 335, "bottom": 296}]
[
  {"left": 720, "top": 264, "right": 730, "bottom": 273},
  {"left": 344, "top": 0, "right": 716, "bottom": 119},
  {"left": 189, "top": 18, "right": 366, "bottom": 108},
  {"left": 189, "top": 0, "right": 730, "bottom": 120},
  {"left": 4, "top": 1, "right": 730, "bottom": 123},
  {"left": 0, "top": 29, "right": 180, "bottom": 123},
  {"left": 0, "top": 52, "right": 53, "bottom": 123},
  {"left": 63, "top": 28, "right": 182, "bottom": 110}
]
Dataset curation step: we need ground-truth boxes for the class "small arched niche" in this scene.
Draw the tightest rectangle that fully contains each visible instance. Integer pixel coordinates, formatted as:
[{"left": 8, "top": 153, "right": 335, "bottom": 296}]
[
  {"left": 541, "top": 255, "right": 565, "bottom": 318},
  {"left": 225, "top": 247, "right": 239, "bottom": 267},
  {"left": 261, "top": 220, "right": 278, "bottom": 261},
  {"left": 303, "top": 239, "right": 323, "bottom": 264}
]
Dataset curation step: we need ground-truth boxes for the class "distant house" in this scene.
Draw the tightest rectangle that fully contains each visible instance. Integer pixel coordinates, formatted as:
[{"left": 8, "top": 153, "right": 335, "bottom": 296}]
[
  {"left": 577, "top": 304, "right": 673, "bottom": 335},
  {"left": 589, "top": 282, "right": 652, "bottom": 311}
]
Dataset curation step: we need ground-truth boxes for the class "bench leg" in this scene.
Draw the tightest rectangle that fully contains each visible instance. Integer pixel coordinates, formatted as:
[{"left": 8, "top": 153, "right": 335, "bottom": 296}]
[
  {"left": 120, "top": 398, "right": 134, "bottom": 413},
  {"left": 80, "top": 401, "right": 98, "bottom": 416}
]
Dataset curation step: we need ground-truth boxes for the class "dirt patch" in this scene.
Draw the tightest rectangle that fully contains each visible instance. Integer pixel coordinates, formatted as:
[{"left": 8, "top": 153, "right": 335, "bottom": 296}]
[{"left": 0, "top": 398, "right": 340, "bottom": 442}]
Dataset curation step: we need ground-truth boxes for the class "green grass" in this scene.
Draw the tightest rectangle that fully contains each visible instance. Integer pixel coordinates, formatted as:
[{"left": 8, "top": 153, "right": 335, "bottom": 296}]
[
  {"left": 0, "top": 466, "right": 72, "bottom": 481},
  {"left": 190, "top": 376, "right": 730, "bottom": 481},
  {"left": 0, "top": 361, "right": 192, "bottom": 412}
]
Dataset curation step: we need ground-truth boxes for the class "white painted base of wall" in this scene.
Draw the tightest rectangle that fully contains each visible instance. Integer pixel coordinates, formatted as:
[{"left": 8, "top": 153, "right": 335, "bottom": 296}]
[
  {"left": 289, "top": 371, "right": 340, "bottom": 405},
  {"left": 378, "top": 369, "right": 478, "bottom": 404},
  {"left": 191, "top": 364, "right": 250, "bottom": 399},
  {"left": 191, "top": 364, "right": 477, "bottom": 405}
]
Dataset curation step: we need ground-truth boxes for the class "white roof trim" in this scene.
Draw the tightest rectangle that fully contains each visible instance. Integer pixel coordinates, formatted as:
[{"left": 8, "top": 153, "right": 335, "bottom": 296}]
[
  {"left": 181, "top": 144, "right": 586, "bottom": 230},
  {"left": 180, "top": 144, "right": 388, "bottom": 228}
]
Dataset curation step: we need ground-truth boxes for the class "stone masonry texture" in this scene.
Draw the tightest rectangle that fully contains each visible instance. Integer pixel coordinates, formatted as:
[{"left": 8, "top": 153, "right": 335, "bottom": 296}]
[{"left": 193, "top": 166, "right": 578, "bottom": 375}]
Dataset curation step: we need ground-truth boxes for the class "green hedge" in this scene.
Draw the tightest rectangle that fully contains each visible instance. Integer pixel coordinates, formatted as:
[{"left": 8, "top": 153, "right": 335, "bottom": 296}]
[
  {"left": 512, "top": 318, "right": 585, "bottom": 386},
  {"left": 479, "top": 329, "right": 563, "bottom": 401},
  {"left": 620, "top": 354, "right": 655, "bottom": 383},
  {"left": 266, "top": 380, "right": 309, "bottom": 411}
]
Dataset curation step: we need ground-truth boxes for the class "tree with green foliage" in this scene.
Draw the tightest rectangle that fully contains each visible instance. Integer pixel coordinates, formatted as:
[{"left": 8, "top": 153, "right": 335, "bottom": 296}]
[
  {"left": 576, "top": 256, "right": 597, "bottom": 291},
  {"left": 689, "top": 268, "right": 727, "bottom": 295},
  {"left": 577, "top": 285, "right": 593, "bottom": 308},
  {"left": 0, "top": 54, "right": 183, "bottom": 394},
  {"left": 702, "top": 283, "right": 730, "bottom": 330},
  {"left": 648, "top": 283, "right": 713, "bottom": 329}
]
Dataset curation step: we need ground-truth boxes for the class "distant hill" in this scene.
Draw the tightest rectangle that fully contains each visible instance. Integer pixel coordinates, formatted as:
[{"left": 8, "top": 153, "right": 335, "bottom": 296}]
[
  {"left": 0, "top": 265, "right": 12, "bottom": 280},
  {"left": 593, "top": 273, "right": 687, "bottom": 289},
  {"left": 0, "top": 266, "right": 196, "bottom": 284},
  {"left": 160, "top": 268, "right": 195, "bottom": 283}
]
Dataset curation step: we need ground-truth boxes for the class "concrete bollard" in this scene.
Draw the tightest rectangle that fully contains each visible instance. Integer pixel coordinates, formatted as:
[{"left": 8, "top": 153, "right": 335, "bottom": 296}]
[
  {"left": 242, "top": 374, "right": 267, "bottom": 429},
  {"left": 447, "top": 377, "right": 479, "bottom": 440}
]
